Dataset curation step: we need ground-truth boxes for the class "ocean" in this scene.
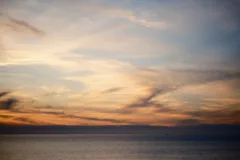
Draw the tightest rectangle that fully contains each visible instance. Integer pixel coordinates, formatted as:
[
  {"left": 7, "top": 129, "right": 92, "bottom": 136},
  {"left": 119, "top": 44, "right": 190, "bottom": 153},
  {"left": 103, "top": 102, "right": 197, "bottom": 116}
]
[{"left": 0, "top": 134, "right": 239, "bottom": 160}]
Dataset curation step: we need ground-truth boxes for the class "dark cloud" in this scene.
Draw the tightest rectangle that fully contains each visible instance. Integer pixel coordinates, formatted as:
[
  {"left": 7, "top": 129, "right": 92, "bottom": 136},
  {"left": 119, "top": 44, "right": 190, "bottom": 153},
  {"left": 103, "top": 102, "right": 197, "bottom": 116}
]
[
  {"left": 0, "top": 89, "right": 59, "bottom": 111},
  {"left": 155, "top": 107, "right": 240, "bottom": 126},
  {"left": 169, "top": 69, "right": 240, "bottom": 85},
  {"left": 0, "top": 91, "right": 10, "bottom": 98},
  {"left": 33, "top": 106, "right": 65, "bottom": 110},
  {"left": 136, "top": 66, "right": 158, "bottom": 73},
  {"left": 14, "top": 117, "right": 50, "bottom": 125},
  {"left": 0, "top": 13, "right": 45, "bottom": 65},
  {"left": 0, "top": 97, "right": 18, "bottom": 110},
  {"left": 6, "top": 107, "right": 132, "bottom": 125},
  {"left": 5, "top": 15, "right": 44, "bottom": 36},
  {"left": 3, "top": 101, "right": 240, "bottom": 126},
  {"left": 156, "top": 104, "right": 176, "bottom": 113},
  {"left": 0, "top": 110, "right": 49, "bottom": 125},
  {"left": 120, "top": 87, "right": 180, "bottom": 116},
  {"left": 187, "top": 108, "right": 240, "bottom": 124},
  {"left": 0, "top": 13, "right": 45, "bottom": 36},
  {"left": 101, "top": 87, "right": 123, "bottom": 94},
  {"left": 160, "top": 102, "right": 240, "bottom": 125},
  {"left": 60, "top": 114, "right": 131, "bottom": 124},
  {"left": 176, "top": 119, "right": 201, "bottom": 126},
  {"left": 40, "top": 111, "right": 64, "bottom": 116},
  {"left": 0, "top": 115, "right": 13, "bottom": 119},
  {"left": 14, "top": 117, "right": 37, "bottom": 124},
  {"left": 126, "top": 88, "right": 168, "bottom": 108},
  {"left": 9, "top": 109, "right": 64, "bottom": 116},
  {"left": 160, "top": 105, "right": 240, "bottom": 125},
  {"left": 0, "top": 90, "right": 34, "bottom": 110}
]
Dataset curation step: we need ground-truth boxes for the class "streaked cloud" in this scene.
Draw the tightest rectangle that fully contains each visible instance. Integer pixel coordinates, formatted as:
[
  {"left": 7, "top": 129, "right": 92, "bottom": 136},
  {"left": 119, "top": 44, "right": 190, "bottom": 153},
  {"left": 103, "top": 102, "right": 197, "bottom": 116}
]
[
  {"left": 0, "top": 14, "right": 44, "bottom": 36},
  {"left": 100, "top": 87, "right": 124, "bottom": 94}
]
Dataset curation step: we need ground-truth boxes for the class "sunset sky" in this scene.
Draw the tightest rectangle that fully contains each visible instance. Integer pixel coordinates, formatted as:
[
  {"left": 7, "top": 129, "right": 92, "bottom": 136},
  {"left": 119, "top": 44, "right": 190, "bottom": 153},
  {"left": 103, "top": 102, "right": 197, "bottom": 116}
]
[{"left": 0, "top": 0, "right": 239, "bottom": 126}]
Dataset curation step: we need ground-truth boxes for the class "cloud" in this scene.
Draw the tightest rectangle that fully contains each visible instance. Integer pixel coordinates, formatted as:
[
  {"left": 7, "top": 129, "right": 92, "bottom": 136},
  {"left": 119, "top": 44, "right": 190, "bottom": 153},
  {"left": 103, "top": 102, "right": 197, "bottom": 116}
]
[
  {"left": 40, "top": 85, "right": 70, "bottom": 95},
  {"left": 167, "top": 69, "right": 240, "bottom": 86},
  {"left": 72, "top": 1, "right": 169, "bottom": 29},
  {"left": 1, "top": 66, "right": 239, "bottom": 126},
  {"left": 0, "top": 13, "right": 45, "bottom": 67},
  {"left": 126, "top": 88, "right": 162, "bottom": 108},
  {"left": 0, "top": 91, "right": 19, "bottom": 110},
  {"left": 0, "top": 115, "right": 13, "bottom": 119},
  {"left": 0, "top": 98, "right": 18, "bottom": 110},
  {"left": 176, "top": 119, "right": 201, "bottom": 126},
  {"left": 118, "top": 68, "right": 240, "bottom": 125},
  {"left": 37, "top": 111, "right": 64, "bottom": 116},
  {"left": 7, "top": 106, "right": 65, "bottom": 116},
  {"left": 34, "top": 106, "right": 63, "bottom": 109},
  {"left": 203, "top": 98, "right": 240, "bottom": 104},
  {"left": 124, "top": 69, "right": 240, "bottom": 109},
  {"left": 104, "top": 8, "right": 168, "bottom": 29},
  {"left": 159, "top": 102, "right": 240, "bottom": 125},
  {"left": 0, "top": 14, "right": 45, "bottom": 36},
  {"left": 7, "top": 15, "right": 44, "bottom": 36},
  {"left": 60, "top": 114, "right": 131, "bottom": 125},
  {"left": 2, "top": 93, "right": 239, "bottom": 126},
  {"left": 0, "top": 91, "right": 10, "bottom": 98},
  {"left": 0, "top": 1, "right": 239, "bottom": 126},
  {"left": 64, "top": 67, "right": 240, "bottom": 125},
  {"left": 0, "top": 0, "right": 175, "bottom": 69},
  {"left": 0, "top": 90, "right": 40, "bottom": 110},
  {"left": 100, "top": 87, "right": 123, "bottom": 94},
  {"left": 187, "top": 108, "right": 240, "bottom": 125},
  {"left": 14, "top": 117, "right": 49, "bottom": 125},
  {"left": 5, "top": 107, "right": 132, "bottom": 125},
  {"left": 128, "top": 15, "right": 168, "bottom": 29},
  {"left": 149, "top": 103, "right": 239, "bottom": 126},
  {"left": 0, "top": 101, "right": 130, "bottom": 125}
]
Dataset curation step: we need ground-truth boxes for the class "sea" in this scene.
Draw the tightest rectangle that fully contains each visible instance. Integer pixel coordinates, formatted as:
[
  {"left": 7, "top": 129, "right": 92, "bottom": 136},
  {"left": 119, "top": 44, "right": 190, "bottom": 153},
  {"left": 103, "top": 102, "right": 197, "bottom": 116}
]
[{"left": 0, "top": 134, "right": 239, "bottom": 160}]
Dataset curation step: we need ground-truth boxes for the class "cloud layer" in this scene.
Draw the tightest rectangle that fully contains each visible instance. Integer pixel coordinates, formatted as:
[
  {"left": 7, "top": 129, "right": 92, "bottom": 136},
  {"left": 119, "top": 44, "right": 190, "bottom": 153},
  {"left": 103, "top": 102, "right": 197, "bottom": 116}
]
[{"left": 0, "top": 0, "right": 239, "bottom": 126}]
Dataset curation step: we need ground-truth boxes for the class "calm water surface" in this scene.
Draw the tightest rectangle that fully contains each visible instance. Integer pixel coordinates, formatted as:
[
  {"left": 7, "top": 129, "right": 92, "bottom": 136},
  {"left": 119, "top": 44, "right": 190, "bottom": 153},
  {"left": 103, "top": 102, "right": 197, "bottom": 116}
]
[{"left": 0, "top": 134, "right": 239, "bottom": 160}]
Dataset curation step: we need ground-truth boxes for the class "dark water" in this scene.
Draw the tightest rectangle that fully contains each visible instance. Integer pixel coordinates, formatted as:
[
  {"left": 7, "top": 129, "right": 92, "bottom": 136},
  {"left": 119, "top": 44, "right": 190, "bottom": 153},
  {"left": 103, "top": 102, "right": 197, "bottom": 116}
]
[{"left": 0, "top": 134, "right": 239, "bottom": 160}]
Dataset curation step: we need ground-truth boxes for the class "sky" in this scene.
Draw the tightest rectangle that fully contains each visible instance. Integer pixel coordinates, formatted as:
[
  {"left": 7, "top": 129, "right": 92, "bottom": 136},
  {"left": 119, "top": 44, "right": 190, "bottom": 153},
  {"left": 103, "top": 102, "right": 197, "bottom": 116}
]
[{"left": 0, "top": 0, "right": 239, "bottom": 126}]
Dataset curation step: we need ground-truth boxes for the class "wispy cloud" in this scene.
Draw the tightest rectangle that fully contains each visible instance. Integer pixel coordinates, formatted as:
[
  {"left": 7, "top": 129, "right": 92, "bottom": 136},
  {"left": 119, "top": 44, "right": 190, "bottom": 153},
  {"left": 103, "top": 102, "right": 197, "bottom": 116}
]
[
  {"left": 100, "top": 87, "right": 124, "bottom": 94},
  {"left": 126, "top": 88, "right": 166, "bottom": 108},
  {"left": 13, "top": 117, "right": 46, "bottom": 125},
  {"left": 60, "top": 114, "right": 131, "bottom": 125},
  {"left": 102, "top": 8, "right": 169, "bottom": 29},
  {"left": 0, "top": 14, "right": 44, "bottom": 36}
]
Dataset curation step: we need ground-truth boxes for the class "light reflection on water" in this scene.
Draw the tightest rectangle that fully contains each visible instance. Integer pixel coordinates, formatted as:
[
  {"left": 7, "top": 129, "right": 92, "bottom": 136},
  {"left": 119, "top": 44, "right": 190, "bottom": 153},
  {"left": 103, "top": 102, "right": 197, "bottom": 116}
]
[{"left": 0, "top": 134, "right": 239, "bottom": 160}]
